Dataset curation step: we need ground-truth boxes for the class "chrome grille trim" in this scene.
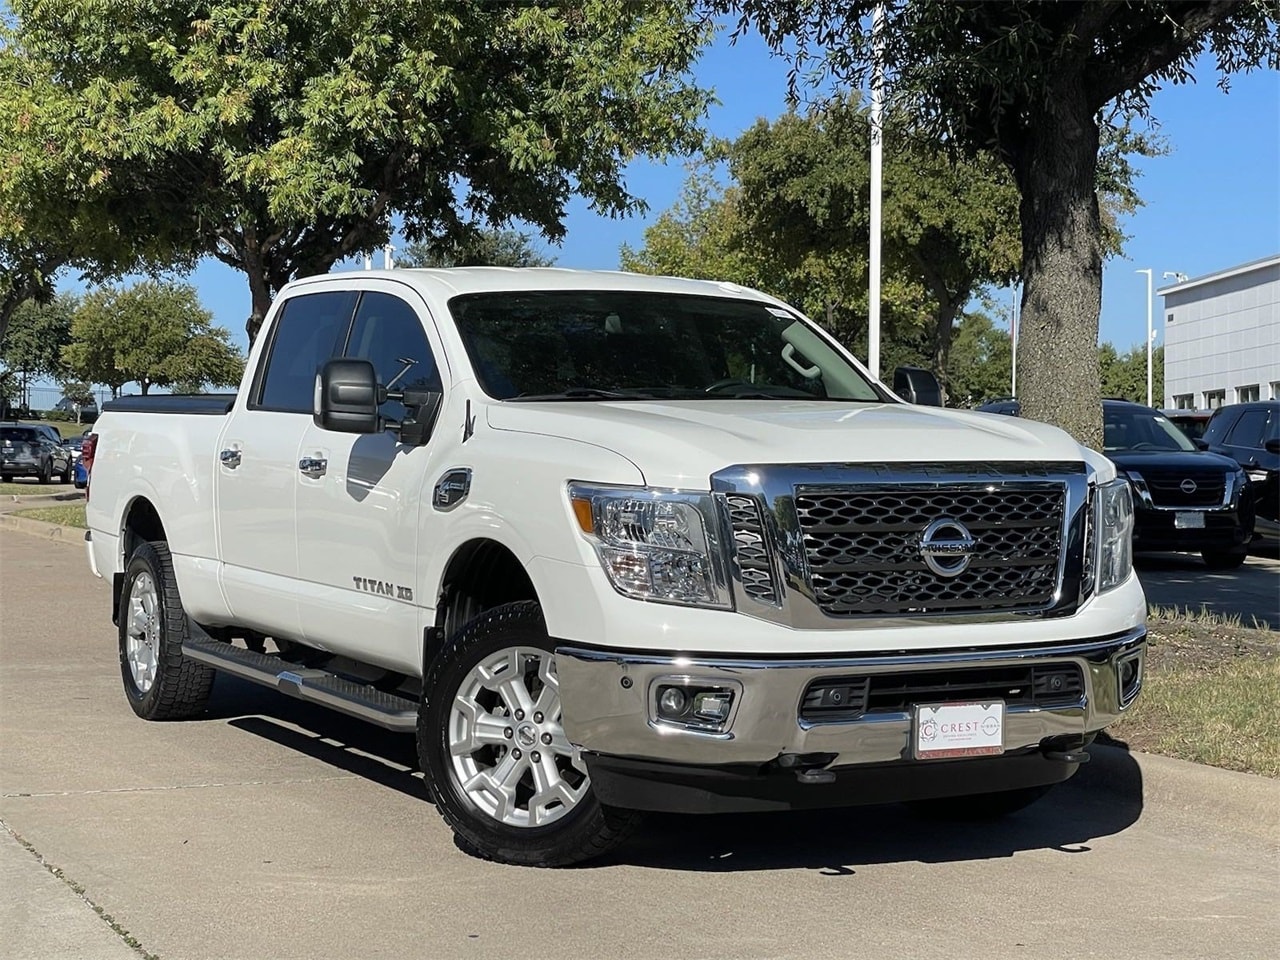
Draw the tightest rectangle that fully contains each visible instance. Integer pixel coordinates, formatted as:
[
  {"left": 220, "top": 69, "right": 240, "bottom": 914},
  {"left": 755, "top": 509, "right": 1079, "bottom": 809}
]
[
  {"left": 1127, "top": 468, "right": 1234, "bottom": 510},
  {"left": 713, "top": 462, "right": 1093, "bottom": 629},
  {"left": 724, "top": 494, "right": 781, "bottom": 605}
]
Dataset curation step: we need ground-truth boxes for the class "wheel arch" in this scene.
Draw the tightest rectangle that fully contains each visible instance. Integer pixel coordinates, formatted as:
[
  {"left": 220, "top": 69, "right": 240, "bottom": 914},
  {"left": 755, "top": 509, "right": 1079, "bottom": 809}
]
[
  {"left": 427, "top": 537, "right": 540, "bottom": 674},
  {"left": 112, "top": 494, "right": 168, "bottom": 624}
]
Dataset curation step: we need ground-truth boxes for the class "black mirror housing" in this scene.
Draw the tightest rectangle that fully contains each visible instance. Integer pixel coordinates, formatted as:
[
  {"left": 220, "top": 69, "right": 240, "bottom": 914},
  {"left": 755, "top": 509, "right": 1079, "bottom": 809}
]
[
  {"left": 315, "top": 359, "right": 382, "bottom": 434},
  {"left": 1193, "top": 437, "right": 1210, "bottom": 451},
  {"left": 893, "top": 366, "right": 943, "bottom": 406},
  {"left": 1265, "top": 438, "right": 1280, "bottom": 455}
]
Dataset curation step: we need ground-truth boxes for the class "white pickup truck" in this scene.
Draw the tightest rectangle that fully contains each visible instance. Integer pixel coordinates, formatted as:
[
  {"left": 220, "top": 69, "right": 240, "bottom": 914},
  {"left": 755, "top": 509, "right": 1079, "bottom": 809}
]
[{"left": 83, "top": 268, "right": 1146, "bottom": 865}]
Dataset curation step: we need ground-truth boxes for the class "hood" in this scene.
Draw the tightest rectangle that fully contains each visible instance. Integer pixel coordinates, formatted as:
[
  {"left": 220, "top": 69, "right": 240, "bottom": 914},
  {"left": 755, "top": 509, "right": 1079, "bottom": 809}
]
[
  {"left": 1109, "top": 449, "right": 1243, "bottom": 474},
  {"left": 487, "top": 400, "right": 1088, "bottom": 488}
]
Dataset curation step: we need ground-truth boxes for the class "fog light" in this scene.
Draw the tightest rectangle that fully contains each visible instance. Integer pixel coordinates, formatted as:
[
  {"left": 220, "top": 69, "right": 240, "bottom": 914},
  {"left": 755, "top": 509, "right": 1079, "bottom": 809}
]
[
  {"left": 658, "top": 686, "right": 688, "bottom": 718},
  {"left": 651, "top": 679, "right": 741, "bottom": 732},
  {"left": 1117, "top": 650, "right": 1144, "bottom": 708},
  {"left": 692, "top": 690, "right": 733, "bottom": 722}
]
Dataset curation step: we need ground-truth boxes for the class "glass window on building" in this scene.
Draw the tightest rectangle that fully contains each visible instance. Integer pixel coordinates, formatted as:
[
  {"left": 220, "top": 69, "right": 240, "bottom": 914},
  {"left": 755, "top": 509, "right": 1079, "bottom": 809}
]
[
  {"left": 1172, "top": 394, "right": 1194, "bottom": 409},
  {"left": 1236, "top": 384, "right": 1261, "bottom": 403},
  {"left": 1203, "top": 390, "right": 1226, "bottom": 409},
  {"left": 1271, "top": 381, "right": 1280, "bottom": 400}
]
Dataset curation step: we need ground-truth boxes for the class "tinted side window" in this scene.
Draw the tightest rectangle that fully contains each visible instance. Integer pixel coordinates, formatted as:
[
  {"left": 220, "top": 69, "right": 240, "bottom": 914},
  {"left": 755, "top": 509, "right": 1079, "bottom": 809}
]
[
  {"left": 1227, "top": 409, "right": 1269, "bottom": 447},
  {"left": 256, "top": 292, "right": 358, "bottom": 412},
  {"left": 344, "top": 292, "right": 442, "bottom": 421},
  {"left": 1202, "top": 409, "right": 1237, "bottom": 445}
]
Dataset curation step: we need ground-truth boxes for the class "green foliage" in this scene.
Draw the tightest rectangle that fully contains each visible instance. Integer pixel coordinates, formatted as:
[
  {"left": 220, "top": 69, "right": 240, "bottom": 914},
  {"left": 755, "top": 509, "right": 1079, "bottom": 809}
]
[
  {"left": 1099, "top": 343, "right": 1164, "bottom": 405},
  {"left": 947, "top": 313, "right": 1014, "bottom": 408},
  {"left": 399, "top": 229, "right": 555, "bottom": 269},
  {"left": 4, "top": 2, "right": 713, "bottom": 340},
  {"left": 716, "top": 0, "right": 1279, "bottom": 446},
  {"left": 63, "top": 281, "right": 244, "bottom": 395},
  {"left": 0, "top": 294, "right": 77, "bottom": 380}
]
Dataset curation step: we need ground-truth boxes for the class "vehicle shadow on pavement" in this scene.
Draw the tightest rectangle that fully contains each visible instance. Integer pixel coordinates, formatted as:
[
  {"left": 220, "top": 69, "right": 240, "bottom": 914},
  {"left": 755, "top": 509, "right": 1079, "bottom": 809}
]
[
  {"left": 205, "top": 677, "right": 1146, "bottom": 873},
  {"left": 206, "top": 676, "right": 427, "bottom": 801},
  {"left": 603, "top": 751, "right": 1144, "bottom": 874}
]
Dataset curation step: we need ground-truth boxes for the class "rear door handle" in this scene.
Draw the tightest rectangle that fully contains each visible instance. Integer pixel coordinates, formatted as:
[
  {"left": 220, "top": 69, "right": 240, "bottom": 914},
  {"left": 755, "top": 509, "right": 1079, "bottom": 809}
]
[
  {"left": 219, "top": 449, "right": 241, "bottom": 469},
  {"left": 299, "top": 457, "right": 327, "bottom": 479}
]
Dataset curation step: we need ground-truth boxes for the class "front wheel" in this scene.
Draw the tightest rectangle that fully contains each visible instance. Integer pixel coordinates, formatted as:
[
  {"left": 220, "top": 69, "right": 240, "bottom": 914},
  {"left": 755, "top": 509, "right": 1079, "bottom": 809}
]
[
  {"left": 119, "top": 541, "right": 215, "bottom": 720},
  {"left": 419, "top": 601, "right": 641, "bottom": 866},
  {"left": 1202, "top": 549, "right": 1247, "bottom": 570}
]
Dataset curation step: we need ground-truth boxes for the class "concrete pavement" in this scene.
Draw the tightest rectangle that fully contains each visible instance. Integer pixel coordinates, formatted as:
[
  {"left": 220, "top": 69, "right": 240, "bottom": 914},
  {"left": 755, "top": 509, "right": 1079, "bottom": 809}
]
[
  {"left": 2, "top": 528, "right": 1278, "bottom": 960},
  {"left": 1135, "top": 552, "right": 1280, "bottom": 629}
]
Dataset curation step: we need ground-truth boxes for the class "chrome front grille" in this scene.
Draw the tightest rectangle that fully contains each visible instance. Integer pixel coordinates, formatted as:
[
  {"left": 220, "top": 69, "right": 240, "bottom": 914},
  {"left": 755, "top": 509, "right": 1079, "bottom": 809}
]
[
  {"left": 725, "top": 494, "right": 779, "bottom": 605},
  {"left": 793, "top": 486, "right": 1065, "bottom": 616}
]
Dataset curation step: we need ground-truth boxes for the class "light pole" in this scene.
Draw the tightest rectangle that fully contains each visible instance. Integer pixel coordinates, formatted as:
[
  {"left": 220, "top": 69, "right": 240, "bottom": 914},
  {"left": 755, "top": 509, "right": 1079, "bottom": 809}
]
[
  {"left": 1136, "top": 268, "right": 1153, "bottom": 406},
  {"left": 867, "top": 2, "right": 885, "bottom": 379}
]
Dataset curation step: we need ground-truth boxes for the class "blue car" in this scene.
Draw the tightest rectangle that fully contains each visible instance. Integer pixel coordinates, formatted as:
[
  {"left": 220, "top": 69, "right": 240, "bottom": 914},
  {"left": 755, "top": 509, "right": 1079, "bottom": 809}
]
[{"left": 73, "top": 458, "right": 88, "bottom": 489}]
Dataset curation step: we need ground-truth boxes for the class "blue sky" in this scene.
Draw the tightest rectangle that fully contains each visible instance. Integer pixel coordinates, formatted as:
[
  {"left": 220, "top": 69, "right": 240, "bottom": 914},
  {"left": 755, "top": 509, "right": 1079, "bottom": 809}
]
[{"left": 123, "top": 26, "right": 1280, "bottom": 361}]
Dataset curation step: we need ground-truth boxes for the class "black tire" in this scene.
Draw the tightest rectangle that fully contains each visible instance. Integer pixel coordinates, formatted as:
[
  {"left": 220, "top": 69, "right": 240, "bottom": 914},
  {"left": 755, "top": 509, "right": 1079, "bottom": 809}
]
[
  {"left": 118, "top": 541, "right": 215, "bottom": 720},
  {"left": 1202, "top": 549, "right": 1247, "bottom": 570},
  {"left": 0, "top": 474, "right": 11, "bottom": 483},
  {"left": 419, "top": 600, "right": 642, "bottom": 866},
  {"left": 59, "top": 460, "right": 72, "bottom": 483},
  {"left": 37, "top": 458, "right": 51, "bottom": 484},
  {"left": 909, "top": 783, "right": 1054, "bottom": 820}
]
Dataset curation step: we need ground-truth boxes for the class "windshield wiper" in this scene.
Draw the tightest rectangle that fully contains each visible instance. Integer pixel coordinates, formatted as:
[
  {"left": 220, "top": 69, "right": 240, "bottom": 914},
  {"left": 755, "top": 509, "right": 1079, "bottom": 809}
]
[{"left": 509, "top": 387, "right": 647, "bottom": 402}]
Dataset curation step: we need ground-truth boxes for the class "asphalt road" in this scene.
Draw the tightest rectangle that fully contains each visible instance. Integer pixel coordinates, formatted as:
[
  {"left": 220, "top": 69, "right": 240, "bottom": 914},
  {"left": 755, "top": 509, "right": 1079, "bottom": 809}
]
[
  {"left": 2, "top": 530, "right": 1278, "bottom": 960},
  {"left": 1135, "top": 552, "right": 1280, "bottom": 629}
]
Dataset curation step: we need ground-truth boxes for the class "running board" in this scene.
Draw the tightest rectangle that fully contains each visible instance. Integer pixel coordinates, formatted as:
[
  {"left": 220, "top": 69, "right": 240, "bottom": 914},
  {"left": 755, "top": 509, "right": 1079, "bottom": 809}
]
[{"left": 182, "top": 636, "right": 418, "bottom": 732}]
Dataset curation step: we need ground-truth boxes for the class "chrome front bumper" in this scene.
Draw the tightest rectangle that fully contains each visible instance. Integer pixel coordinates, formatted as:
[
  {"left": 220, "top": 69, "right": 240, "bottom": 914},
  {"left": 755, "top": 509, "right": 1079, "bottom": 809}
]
[{"left": 557, "top": 628, "right": 1146, "bottom": 767}]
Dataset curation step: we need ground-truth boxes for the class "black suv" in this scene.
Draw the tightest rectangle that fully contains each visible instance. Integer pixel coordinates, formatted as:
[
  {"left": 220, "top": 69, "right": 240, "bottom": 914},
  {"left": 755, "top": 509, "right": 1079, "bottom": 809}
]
[
  {"left": 1201, "top": 401, "right": 1279, "bottom": 546},
  {"left": 975, "top": 399, "right": 1256, "bottom": 567},
  {"left": 1103, "top": 401, "right": 1254, "bottom": 568}
]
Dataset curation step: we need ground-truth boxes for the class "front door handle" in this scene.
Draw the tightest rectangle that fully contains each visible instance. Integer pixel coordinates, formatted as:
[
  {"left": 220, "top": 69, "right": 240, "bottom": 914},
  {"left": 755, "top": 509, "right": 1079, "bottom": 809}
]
[
  {"left": 299, "top": 457, "right": 328, "bottom": 479},
  {"left": 219, "top": 449, "right": 242, "bottom": 469}
]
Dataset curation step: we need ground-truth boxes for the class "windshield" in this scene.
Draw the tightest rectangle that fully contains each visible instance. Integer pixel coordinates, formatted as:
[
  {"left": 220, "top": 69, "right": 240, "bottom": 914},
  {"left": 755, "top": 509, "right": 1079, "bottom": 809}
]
[
  {"left": 448, "top": 291, "right": 884, "bottom": 402},
  {"left": 1104, "top": 408, "right": 1197, "bottom": 453}
]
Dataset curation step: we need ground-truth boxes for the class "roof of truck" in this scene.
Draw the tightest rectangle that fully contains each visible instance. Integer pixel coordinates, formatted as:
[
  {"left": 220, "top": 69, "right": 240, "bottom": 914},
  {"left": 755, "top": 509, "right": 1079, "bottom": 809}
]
[{"left": 284, "top": 267, "right": 782, "bottom": 305}]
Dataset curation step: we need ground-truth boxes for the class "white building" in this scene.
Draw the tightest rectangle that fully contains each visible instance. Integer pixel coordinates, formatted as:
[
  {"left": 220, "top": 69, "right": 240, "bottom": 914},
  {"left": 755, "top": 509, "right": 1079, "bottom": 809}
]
[{"left": 1159, "top": 254, "right": 1280, "bottom": 410}]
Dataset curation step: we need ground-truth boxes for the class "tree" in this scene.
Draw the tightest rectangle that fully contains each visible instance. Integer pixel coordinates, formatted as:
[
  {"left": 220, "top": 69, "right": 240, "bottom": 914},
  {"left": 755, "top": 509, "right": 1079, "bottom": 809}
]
[
  {"left": 715, "top": 0, "right": 1279, "bottom": 447},
  {"left": 5, "top": 2, "right": 713, "bottom": 343},
  {"left": 0, "top": 26, "right": 203, "bottom": 345},
  {"left": 399, "top": 229, "right": 555, "bottom": 269},
  {"left": 57, "top": 379, "right": 94, "bottom": 423},
  {"left": 63, "top": 281, "right": 243, "bottom": 396},
  {"left": 1099, "top": 343, "right": 1164, "bottom": 405},
  {"left": 0, "top": 294, "right": 77, "bottom": 398}
]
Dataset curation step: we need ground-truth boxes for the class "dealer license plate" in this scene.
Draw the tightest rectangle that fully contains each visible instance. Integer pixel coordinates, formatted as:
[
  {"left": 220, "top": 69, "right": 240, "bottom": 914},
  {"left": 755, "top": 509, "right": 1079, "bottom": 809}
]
[
  {"left": 914, "top": 701, "right": 1005, "bottom": 760},
  {"left": 1174, "top": 511, "right": 1206, "bottom": 529}
]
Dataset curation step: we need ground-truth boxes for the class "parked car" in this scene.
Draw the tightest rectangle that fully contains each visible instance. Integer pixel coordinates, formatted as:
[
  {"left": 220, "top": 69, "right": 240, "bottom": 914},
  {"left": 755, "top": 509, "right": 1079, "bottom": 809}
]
[
  {"left": 55, "top": 396, "right": 99, "bottom": 423},
  {"left": 84, "top": 268, "right": 1147, "bottom": 866},
  {"left": 73, "top": 457, "right": 88, "bottom": 489},
  {"left": 0, "top": 423, "right": 73, "bottom": 483},
  {"left": 1201, "top": 401, "right": 1279, "bottom": 548},
  {"left": 1161, "top": 408, "right": 1213, "bottom": 442},
  {"left": 63, "top": 435, "right": 85, "bottom": 462},
  {"left": 974, "top": 399, "right": 1254, "bottom": 567}
]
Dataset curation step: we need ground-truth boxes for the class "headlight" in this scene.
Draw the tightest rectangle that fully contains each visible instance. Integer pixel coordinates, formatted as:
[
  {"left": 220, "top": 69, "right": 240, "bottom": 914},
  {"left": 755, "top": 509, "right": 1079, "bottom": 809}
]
[
  {"left": 1097, "top": 478, "right": 1134, "bottom": 593},
  {"left": 568, "top": 483, "right": 731, "bottom": 608}
]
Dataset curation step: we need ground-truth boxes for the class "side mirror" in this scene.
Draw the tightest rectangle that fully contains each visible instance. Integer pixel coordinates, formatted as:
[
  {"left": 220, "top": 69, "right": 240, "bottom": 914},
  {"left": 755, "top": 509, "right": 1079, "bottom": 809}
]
[
  {"left": 893, "top": 366, "right": 942, "bottom": 406},
  {"left": 314, "top": 359, "right": 382, "bottom": 434},
  {"left": 1265, "top": 439, "right": 1280, "bottom": 455},
  {"left": 1193, "top": 437, "right": 1209, "bottom": 451}
]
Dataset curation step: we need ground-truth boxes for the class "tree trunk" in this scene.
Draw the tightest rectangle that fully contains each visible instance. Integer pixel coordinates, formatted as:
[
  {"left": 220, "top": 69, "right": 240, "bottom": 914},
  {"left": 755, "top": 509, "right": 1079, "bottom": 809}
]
[
  {"left": 1008, "top": 80, "right": 1104, "bottom": 451},
  {"left": 931, "top": 299, "right": 961, "bottom": 406},
  {"left": 244, "top": 260, "right": 275, "bottom": 345},
  {"left": 140, "top": 379, "right": 150, "bottom": 396}
]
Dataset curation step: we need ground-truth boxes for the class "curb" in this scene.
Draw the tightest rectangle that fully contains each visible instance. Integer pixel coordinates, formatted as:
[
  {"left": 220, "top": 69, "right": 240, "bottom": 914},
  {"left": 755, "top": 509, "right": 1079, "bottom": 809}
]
[
  {"left": 0, "top": 513, "right": 86, "bottom": 546},
  {"left": 1083, "top": 744, "right": 1279, "bottom": 843},
  {"left": 4, "top": 489, "right": 86, "bottom": 503}
]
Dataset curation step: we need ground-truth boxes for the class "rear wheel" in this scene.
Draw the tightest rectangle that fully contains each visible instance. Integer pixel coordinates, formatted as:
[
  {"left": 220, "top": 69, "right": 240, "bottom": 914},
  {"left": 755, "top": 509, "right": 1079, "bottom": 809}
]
[
  {"left": 419, "top": 601, "right": 641, "bottom": 866},
  {"left": 119, "top": 541, "right": 215, "bottom": 720},
  {"left": 1202, "top": 549, "right": 1247, "bottom": 570},
  {"left": 59, "top": 460, "right": 72, "bottom": 483},
  {"left": 37, "top": 459, "right": 51, "bottom": 484}
]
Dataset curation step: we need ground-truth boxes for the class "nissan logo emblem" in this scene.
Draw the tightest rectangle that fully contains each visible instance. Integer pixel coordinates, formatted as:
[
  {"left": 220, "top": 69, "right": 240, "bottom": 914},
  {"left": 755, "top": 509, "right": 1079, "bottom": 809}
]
[
  {"left": 918, "top": 518, "right": 976, "bottom": 578},
  {"left": 1180, "top": 478, "right": 1198, "bottom": 494}
]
